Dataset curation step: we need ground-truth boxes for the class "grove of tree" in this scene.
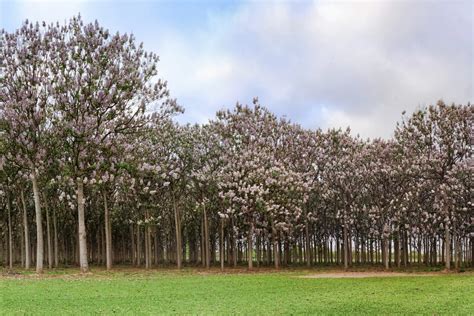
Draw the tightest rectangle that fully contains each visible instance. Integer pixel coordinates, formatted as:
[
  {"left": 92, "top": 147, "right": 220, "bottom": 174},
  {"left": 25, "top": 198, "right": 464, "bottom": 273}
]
[{"left": 1, "top": 17, "right": 473, "bottom": 273}]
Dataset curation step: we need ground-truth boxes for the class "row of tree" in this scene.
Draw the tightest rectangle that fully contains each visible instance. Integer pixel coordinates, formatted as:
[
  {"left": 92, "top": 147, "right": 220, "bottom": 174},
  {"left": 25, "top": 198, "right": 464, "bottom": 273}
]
[{"left": 1, "top": 17, "right": 473, "bottom": 273}]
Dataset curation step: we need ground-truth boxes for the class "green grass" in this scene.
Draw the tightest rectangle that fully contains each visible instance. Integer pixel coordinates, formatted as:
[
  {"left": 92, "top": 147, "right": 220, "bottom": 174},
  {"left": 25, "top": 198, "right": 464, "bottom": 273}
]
[{"left": 1, "top": 268, "right": 473, "bottom": 315}]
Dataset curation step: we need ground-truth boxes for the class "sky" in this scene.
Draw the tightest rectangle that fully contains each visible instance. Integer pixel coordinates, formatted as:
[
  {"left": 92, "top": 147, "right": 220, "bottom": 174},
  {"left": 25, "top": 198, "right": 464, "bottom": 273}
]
[{"left": 1, "top": 0, "right": 473, "bottom": 139}]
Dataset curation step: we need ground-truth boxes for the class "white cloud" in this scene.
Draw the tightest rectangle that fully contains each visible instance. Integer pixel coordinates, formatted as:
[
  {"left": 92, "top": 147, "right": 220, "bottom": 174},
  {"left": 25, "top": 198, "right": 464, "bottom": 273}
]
[
  {"left": 3, "top": 0, "right": 472, "bottom": 138},
  {"left": 159, "top": 0, "right": 472, "bottom": 138}
]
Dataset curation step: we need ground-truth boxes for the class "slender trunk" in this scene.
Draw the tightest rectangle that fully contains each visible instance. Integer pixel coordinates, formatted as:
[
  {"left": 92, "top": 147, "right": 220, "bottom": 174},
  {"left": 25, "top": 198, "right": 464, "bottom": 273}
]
[
  {"left": 147, "top": 225, "right": 152, "bottom": 268},
  {"left": 220, "top": 218, "right": 225, "bottom": 271},
  {"left": 43, "top": 193, "right": 53, "bottom": 269},
  {"left": 131, "top": 225, "right": 136, "bottom": 265},
  {"left": 46, "top": 204, "right": 52, "bottom": 269},
  {"left": 200, "top": 221, "right": 205, "bottom": 267},
  {"left": 20, "top": 190, "right": 31, "bottom": 269},
  {"left": 256, "top": 234, "right": 261, "bottom": 267},
  {"left": 144, "top": 210, "right": 152, "bottom": 269},
  {"left": 343, "top": 224, "right": 348, "bottom": 270},
  {"left": 445, "top": 227, "right": 451, "bottom": 270},
  {"left": 454, "top": 234, "right": 460, "bottom": 270},
  {"left": 154, "top": 231, "right": 159, "bottom": 265},
  {"left": 272, "top": 222, "right": 279, "bottom": 269},
  {"left": 233, "top": 240, "right": 237, "bottom": 266},
  {"left": 7, "top": 193, "right": 13, "bottom": 270},
  {"left": 145, "top": 223, "right": 150, "bottom": 269},
  {"left": 417, "top": 237, "right": 421, "bottom": 265},
  {"left": 266, "top": 235, "right": 271, "bottom": 266},
  {"left": 172, "top": 193, "right": 182, "bottom": 269},
  {"left": 383, "top": 237, "right": 389, "bottom": 270},
  {"left": 31, "top": 173, "right": 44, "bottom": 274},
  {"left": 471, "top": 237, "right": 474, "bottom": 267},
  {"left": 20, "top": 221, "right": 25, "bottom": 267},
  {"left": 232, "top": 219, "right": 237, "bottom": 268},
  {"left": 395, "top": 233, "right": 401, "bottom": 268},
  {"left": 203, "top": 204, "right": 210, "bottom": 269},
  {"left": 137, "top": 224, "right": 141, "bottom": 266},
  {"left": 103, "top": 190, "right": 112, "bottom": 270},
  {"left": 76, "top": 178, "right": 89, "bottom": 273},
  {"left": 226, "top": 229, "right": 231, "bottom": 266},
  {"left": 248, "top": 221, "right": 254, "bottom": 270},
  {"left": 53, "top": 207, "right": 58, "bottom": 267},
  {"left": 305, "top": 220, "right": 311, "bottom": 267}
]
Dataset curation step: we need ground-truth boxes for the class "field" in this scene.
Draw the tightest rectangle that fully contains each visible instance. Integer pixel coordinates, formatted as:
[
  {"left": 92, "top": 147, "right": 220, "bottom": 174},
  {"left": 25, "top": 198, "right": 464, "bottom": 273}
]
[{"left": 1, "top": 267, "right": 473, "bottom": 315}]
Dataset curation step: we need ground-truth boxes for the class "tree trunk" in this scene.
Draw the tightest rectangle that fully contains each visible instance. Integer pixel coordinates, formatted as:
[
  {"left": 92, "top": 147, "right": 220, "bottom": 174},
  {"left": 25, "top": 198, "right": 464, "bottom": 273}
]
[
  {"left": 20, "top": 189, "right": 31, "bottom": 269},
  {"left": 454, "top": 234, "right": 460, "bottom": 270},
  {"left": 103, "top": 190, "right": 112, "bottom": 271},
  {"left": 220, "top": 218, "right": 225, "bottom": 271},
  {"left": 7, "top": 193, "right": 13, "bottom": 270},
  {"left": 272, "top": 222, "right": 279, "bottom": 269},
  {"left": 31, "top": 172, "right": 44, "bottom": 274},
  {"left": 248, "top": 221, "right": 254, "bottom": 270},
  {"left": 395, "top": 233, "right": 400, "bottom": 268},
  {"left": 76, "top": 178, "right": 89, "bottom": 273},
  {"left": 383, "top": 237, "right": 389, "bottom": 270},
  {"left": 417, "top": 237, "right": 422, "bottom": 265},
  {"left": 131, "top": 225, "right": 136, "bottom": 265},
  {"left": 256, "top": 234, "right": 261, "bottom": 268},
  {"left": 172, "top": 193, "right": 182, "bottom": 269},
  {"left": 203, "top": 204, "right": 210, "bottom": 269},
  {"left": 145, "top": 223, "right": 150, "bottom": 269},
  {"left": 154, "top": 231, "right": 160, "bottom": 265},
  {"left": 137, "top": 224, "right": 142, "bottom": 266},
  {"left": 43, "top": 193, "right": 53, "bottom": 269},
  {"left": 53, "top": 207, "right": 58, "bottom": 267},
  {"left": 471, "top": 237, "right": 474, "bottom": 267},
  {"left": 147, "top": 225, "right": 152, "bottom": 268},
  {"left": 343, "top": 224, "right": 348, "bottom": 270},
  {"left": 200, "top": 221, "right": 205, "bottom": 267},
  {"left": 445, "top": 227, "right": 451, "bottom": 270},
  {"left": 305, "top": 220, "right": 311, "bottom": 267}
]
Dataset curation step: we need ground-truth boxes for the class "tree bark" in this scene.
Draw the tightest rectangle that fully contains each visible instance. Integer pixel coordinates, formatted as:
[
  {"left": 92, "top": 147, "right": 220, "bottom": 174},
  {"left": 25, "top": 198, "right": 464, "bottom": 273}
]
[
  {"left": 42, "top": 193, "right": 53, "bottom": 269},
  {"left": 145, "top": 222, "right": 150, "bottom": 269},
  {"left": 76, "top": 178, "right": 89, "bottom": 273},
  {"left": 471, "top": 237, "right": 474, "bottom": 267},
  {"left": 7, "top": 193, "right": 13, "bottom": 270},
  {"left": 20, "top": 189, "right": 31, "bottom": 269},
  {"left": 454, "top": 234, "right": 460, "bottom": 270},
  {"left": 220, "top": 218, "right": 225, "bottom": 271},
  {"left": 248, "top": 221, "right": 253, "bottom": 270},
  {"left": 172, "top": 193, "right": 182, "bottom": 269},
  {"left": 103, "top": 190, "right": 112, "bottom": 270},
  {"left": 31, "top": 173, "right": 44, "bottom": 273},
  {"left": 383, "top": 237, "right": 389, "bottom": 270},
  {"left": 147, "top": 225, "right": 152, "bottom": 268},
  {"left": 137, "top": 224, "right": 141, "bottom": 266},
  {"left": 131, "top": 225, "right": 136, "bottom": 265},
  {"left": 343, "top": 224, "right": 348, "bottom": 270},
  {"left": 203, "top": 204, "right": 210, "bottom": 269},
  {"left": 445, "top": 227, "right": 451, "bottom": 270},
  {"left": 305, "top": 220, "right": 311, "bottom": 267},
  {"left": 53, "top": 207, "right": 58, "bottom": 267},
  {"left": 272, "top": 222, "right": 279, "bottom": 269}
]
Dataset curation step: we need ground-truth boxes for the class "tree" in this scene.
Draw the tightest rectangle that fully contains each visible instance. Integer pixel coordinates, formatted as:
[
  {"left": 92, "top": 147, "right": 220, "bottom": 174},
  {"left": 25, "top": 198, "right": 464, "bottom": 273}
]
[
  {"left": 0, "top": 20, "right": 57, "bottom": 273},
  {"left": 47, "top": 16, "right": 177, "bottom": 272}
]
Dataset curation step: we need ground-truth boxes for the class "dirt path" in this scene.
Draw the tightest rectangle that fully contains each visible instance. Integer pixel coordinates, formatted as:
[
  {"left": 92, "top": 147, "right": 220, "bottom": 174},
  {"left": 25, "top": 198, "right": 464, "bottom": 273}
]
[{"left": 301, "top": 272, "right": 442, "bottom": 279}]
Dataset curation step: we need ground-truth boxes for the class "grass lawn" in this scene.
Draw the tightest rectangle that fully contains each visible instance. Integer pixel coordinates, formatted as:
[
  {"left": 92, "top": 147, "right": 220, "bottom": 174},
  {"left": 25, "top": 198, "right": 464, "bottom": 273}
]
[{"left": 1, "top": 267, "right": 473, "bottom": 315}]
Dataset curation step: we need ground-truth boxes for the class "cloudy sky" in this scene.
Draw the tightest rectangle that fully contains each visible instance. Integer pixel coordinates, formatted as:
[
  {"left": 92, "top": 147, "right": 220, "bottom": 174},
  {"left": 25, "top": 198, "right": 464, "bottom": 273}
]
[{"left": 1, "top": 0, "right": 472, "bottom": 138}]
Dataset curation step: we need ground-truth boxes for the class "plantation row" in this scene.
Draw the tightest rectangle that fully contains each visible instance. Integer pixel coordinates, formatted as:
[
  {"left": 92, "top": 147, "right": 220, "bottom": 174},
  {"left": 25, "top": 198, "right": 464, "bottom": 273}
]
[{"left": 0, "top": 17, "right": 473, "bottom": 273}]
